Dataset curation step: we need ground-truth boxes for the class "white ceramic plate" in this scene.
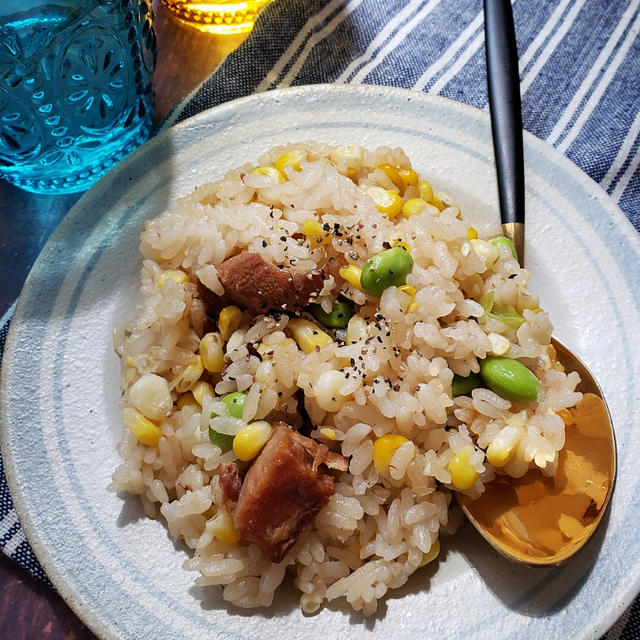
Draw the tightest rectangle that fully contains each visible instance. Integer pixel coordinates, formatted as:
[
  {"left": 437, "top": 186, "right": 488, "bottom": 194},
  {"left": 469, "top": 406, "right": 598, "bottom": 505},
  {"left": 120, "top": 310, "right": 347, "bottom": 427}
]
[{"left": 2, "top": 85, "right": 640, "bottom": 640}]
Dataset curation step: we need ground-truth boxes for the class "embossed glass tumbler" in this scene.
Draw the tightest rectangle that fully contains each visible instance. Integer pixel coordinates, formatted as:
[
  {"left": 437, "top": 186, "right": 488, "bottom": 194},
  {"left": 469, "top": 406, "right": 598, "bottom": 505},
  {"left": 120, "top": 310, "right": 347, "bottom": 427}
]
[{"left": 0, "top": 0, "right": 156, "bottom": 194}]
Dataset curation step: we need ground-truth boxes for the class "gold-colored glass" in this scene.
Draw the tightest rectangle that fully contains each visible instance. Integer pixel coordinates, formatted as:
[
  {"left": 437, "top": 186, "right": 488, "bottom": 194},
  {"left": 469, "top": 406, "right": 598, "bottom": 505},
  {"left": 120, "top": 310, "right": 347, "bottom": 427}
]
[{"left": 160, "top": 0, "right": 272, "bottom": 34}]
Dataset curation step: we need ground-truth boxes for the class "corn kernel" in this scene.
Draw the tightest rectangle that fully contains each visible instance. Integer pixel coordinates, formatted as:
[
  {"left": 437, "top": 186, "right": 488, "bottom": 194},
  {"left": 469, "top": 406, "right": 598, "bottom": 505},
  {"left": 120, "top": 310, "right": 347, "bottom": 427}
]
[
  {"left": 417, "top": 179, "right": 434, "bottom": 202},
  {"left": 486, "top": 425, "right": 525, "bottom": 467},
  {"left": 346, "top": 314, "right": 368, "bottom": 344},
  {"left": 397, "top": 167, "right": 419, "bottom": 191},
  {"left": 191, "top": 380, "right": 215, "bottom": 406},
  {"left": 448, "top": 445, "right": 479, "bottom": 490},
  {"left": 373, "top": 434, "right": 409, "bottom": 475},
  {"left": 122, "top": 406, "right": 162, "bottom": 446},
  {"left": 402, "top": 198, "right": 433, "bottom": 218},
  {"left": 129, "top": 373, "right": 172, "bottom": 421},
  {"left": 431, "top": 192, "right": 450, "bottom": 211},
  {"left": 158, "top": 270, "right": 189, "bottom": 289},
  {"left": 173, "top": 355, "right": 204, "bottom": 393},
  {"left": 376, "top": 163, "right": 401, "bottom": 188},
  {"left": 487, "top": 332, "right": 511, "bottom": 356},
  {"left": 470, "top": 239, "right": 501, "bottom": 267},
  {"left": 200, "top": 332, "right": 225, "bottom": 373},
  {"left": 250, "top": 166, "right": 285, "bottom": 183},
  {"left": 233, "top": 420, "right": 273, "bottom": 461},
  {"left": 287, "top": 318, "right": 333, "bottom": 353},
  {"left": 177, "top": 392, "right": 199, "bottom": 411},
  {"left": 207, "top": 509, "right": 240, "bottom": 545},
  {"left": 275, "top": 149, "right": 306, "bottom": 175},
  {"left": 364, "top": 186, "right": 403, "bottom": 219},
  {"left": 320, "top": 427, "right": 337, "bottom": 440},
  {"left": 339, "top": 264, "right": 363, "bottom": 290},
  {"left": 329, "top": 144, "right": 364, "bottom": 171},
  {"left": 467, "top": 226, "right": 478, "bottom": 240},
  {"left": 218, "top": 305, "right": 243, "bottom": 342},
  {"left": 303, "top": 217, "right": 331, "bottom": 247},
  {"left": 316, "top": 370, "right": 349, "bottom": 412},
  {"left": 419, "top": 539, "right": 440, "bottom": 567}
]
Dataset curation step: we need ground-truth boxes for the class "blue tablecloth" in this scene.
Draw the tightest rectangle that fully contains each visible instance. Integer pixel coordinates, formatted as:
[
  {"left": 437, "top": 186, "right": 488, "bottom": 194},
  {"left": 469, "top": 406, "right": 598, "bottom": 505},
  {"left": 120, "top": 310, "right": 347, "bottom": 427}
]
[{"left": 1, "top": 1, "right": 639, "bottom": 637}]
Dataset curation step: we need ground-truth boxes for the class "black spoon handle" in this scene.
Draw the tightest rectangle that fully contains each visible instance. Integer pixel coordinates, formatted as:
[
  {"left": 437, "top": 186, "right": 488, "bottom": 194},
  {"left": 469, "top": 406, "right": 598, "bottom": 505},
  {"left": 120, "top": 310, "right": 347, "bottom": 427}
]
[{"left": 484, "top": 0, "right": 525, "bottom": 264}]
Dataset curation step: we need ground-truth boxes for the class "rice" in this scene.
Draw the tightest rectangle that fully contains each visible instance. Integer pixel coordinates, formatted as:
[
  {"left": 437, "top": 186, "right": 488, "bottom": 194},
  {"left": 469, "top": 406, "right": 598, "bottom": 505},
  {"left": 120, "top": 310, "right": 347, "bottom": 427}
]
[{"left": 109, "top": 141, "right": 582, "bottom": 615}]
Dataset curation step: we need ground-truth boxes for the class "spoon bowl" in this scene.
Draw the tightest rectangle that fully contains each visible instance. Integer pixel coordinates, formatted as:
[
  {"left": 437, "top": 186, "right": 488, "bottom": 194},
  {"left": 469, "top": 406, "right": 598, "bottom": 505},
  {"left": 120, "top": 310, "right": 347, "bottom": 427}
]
[{"left": 460, "top": 0, "right": 618, "bottom": 565}]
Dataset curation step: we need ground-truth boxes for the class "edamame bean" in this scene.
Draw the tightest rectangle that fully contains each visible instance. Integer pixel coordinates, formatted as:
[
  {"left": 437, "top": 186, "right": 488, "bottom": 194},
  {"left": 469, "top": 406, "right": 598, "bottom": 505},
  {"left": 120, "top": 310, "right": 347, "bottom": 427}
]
[
  {"left": 221, "top": 391, "right": 246, "bottom": 419},
  {"left": 360, "top": 246, "right": 414, "bottom": 297},
  {"left": 490, "top": 236, "right": 517, "bottom": 259},
  {"left": 479, "top": 356, "right": 541, "bottom": 403},
  {"left": 310, "top": 299, "right": 354, "bottom": 328},
  {"left": 208, "top": 428, "right": 234, "bottom": 452},
  {"left": 451, "top": 372, "right": 483, "bottom": 397}
]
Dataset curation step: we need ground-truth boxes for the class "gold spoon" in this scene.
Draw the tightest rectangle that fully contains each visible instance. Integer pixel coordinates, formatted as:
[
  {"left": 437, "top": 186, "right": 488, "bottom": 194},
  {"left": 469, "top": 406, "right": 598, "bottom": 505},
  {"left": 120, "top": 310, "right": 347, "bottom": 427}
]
[{"left": 457, "top": 0, "right": 617, "bottom": 566}]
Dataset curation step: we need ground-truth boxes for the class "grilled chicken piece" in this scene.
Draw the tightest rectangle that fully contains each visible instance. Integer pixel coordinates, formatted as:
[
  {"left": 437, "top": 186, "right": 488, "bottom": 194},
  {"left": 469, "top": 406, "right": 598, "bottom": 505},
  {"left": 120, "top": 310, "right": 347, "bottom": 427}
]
[
  {"left": 220, "top": 425, "right": 348, "bottom": 562},
  {"left": 217, "top": 252, "right": 328, "bottom": 313}
]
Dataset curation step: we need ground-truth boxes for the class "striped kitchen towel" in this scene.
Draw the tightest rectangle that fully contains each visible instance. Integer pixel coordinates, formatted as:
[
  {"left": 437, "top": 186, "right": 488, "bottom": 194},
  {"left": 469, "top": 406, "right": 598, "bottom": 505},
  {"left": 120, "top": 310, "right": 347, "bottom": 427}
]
[{"left": 2, "top": 1, "right": 639, "bottom": 638}]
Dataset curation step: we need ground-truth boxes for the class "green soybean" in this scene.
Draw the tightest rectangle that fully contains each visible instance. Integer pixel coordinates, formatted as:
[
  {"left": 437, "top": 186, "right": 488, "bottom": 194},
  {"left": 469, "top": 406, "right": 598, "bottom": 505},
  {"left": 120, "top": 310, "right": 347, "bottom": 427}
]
[
  {"left": 479, "top": 356, "right": 541, "bottom": 403},
  {"left": 451, "top": 372, "right": 483, "bottom": 397},
  {"left": 310, "top": 299, "right": 354, "bottom": 328},
  {"left": 490, "top": 236, "right": 517, "bottom": 259},
  {"left": 221, "top": 392, "right": 246, "bottom": 419},
  {"left": 208, "top": 428, "right": 234, "bottom": 452},
  {"left": 360, "top": 246, "right": 414, "bottom": 297}
]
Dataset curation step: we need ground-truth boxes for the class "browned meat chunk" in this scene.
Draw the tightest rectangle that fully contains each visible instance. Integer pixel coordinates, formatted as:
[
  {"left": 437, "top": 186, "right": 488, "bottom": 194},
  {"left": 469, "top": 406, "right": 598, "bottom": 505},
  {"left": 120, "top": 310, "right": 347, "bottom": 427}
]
[
  {"left": 221, "top": 425, "right": 348, "bottom": 562},
  {"left": 217, "top": 252, "right": 328, "bottom": 313},
  {"left": 219, "top": 462, "right": 242, "bottom": 514}
]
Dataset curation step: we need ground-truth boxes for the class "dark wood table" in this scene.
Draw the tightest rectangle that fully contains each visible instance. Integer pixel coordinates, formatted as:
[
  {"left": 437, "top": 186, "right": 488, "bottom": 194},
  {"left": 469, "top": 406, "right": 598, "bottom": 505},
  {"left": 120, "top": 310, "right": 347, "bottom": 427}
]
[{"left": 0, "top": 3, "right": 248, "bottom": 637}]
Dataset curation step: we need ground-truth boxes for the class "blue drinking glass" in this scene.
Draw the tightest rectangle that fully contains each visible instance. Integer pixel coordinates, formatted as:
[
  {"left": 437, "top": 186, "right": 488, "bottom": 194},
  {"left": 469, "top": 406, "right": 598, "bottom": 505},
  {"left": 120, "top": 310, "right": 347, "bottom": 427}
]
[{"left": 0, "top": 0, "right": 156, "bottom": 194}]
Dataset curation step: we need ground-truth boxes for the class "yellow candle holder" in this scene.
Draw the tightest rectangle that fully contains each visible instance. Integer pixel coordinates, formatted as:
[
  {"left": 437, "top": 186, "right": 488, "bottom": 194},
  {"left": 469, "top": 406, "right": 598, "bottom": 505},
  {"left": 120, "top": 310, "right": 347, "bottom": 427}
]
[{"left": 160, "top": 0, "right": 273, "bottom": 34}]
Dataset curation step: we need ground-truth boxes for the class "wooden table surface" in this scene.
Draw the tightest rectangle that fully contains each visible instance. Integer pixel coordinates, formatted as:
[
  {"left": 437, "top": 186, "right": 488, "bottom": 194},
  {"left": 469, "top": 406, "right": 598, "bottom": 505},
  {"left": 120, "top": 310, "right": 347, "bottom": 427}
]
[{"left": 0, "top": 3, "right": 248, "bottom": 638}]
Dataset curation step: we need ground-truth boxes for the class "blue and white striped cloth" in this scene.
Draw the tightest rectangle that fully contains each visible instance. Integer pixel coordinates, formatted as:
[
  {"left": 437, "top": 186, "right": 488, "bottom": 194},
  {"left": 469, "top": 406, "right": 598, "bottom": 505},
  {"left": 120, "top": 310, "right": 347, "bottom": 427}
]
[{"left": 2, "top": 0, "right": 639, "bottom": 636}]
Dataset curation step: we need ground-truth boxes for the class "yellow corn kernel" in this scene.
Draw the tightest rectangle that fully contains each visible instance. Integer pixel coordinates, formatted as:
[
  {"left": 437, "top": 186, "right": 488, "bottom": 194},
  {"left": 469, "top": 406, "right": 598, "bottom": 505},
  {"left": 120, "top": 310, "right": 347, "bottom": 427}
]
[
  {"left": 486, "top": 425, "right": 525, "bottom": 467},
  {"left": 158, "top": 270, "right": 189, "bottom": 289},
  {"left": 286, "top": 318, "right": 333, "bottom": 353},
  {"left": 346, "top": 315, "right": 368, "bottom": 344},
  {"left": 200, "top": 332, "right": 225, "bottom": 373},
  {"left": 303, "top": 217, "right": 331, "bottom": 247},
  {"left": 376, "top": 163, "right": 401, "bottom": 187},
  {"left": 233, "top": 420, "right": 273, "bottom": 461},
  {"left": 122, "top": 407, "right": 162, "bottom": 446},
  {"left": 364, "top": 186, "right": 403, "bottom": 219},
  {"left": 329, "top": 144, "right": 364, "bottom": 171},
  {"left": 191, "top": 380, "right": 215, "bottom": 406},
  {"left": 275, "top": 149, "right": 306, "bottom": 175},
  {"left": 419, "top": 539, "right": 440, "bottom": 567},
  {"left": 320, "top": 427, "right": 337, "bottom": 440},
  {"left": 448, "top": 445, "right": 479, "bottom": 490},
  {"left": 431, "top": 192, "right": 450, "bottom": 211},
  {"left": 487, "top": 332, "right": 511, "bottom": 356},
  {"left": 129, "top": 373, "right": 172, "bottom": 421},
  {"left": 392, "top": 238, "right": 412, "bottom": 253},
  {"left": 397, "top": 167, "right": 419, "bottom": 191},
  {"left": 316, "top": 370, "right": 349, "bottom": 412},
  {"left": 177, "top": 392, "right": 199, "bottom": 411},
  {"left": 402, "top": 198, "right": 429, "bottom": 218},
  {"left": 470, "top": 239, "right": 501, "bottom": 267},
  {"left": 417, "top": 178, "right": 434, "bottom": 202},
  {"left": 373, "top": 434, "right": 409, "bottom": 475},
  {"left": 173, "top": 355, "right": 204, "bottom": 393},
  {"left": 339, "top": 264, "right": 363, "bottom": 290},
  {"left": 218, "top": 305, "right": 243, "bottom": 342},
  {"left": 467, "top": 226, "right": 478, "bottom": 240},
  {"left": 207, "top": 509, "right": 240, "bottom": 545},
  {"left": 250, "top": 166, "right": 285, "bottom": 183}
]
